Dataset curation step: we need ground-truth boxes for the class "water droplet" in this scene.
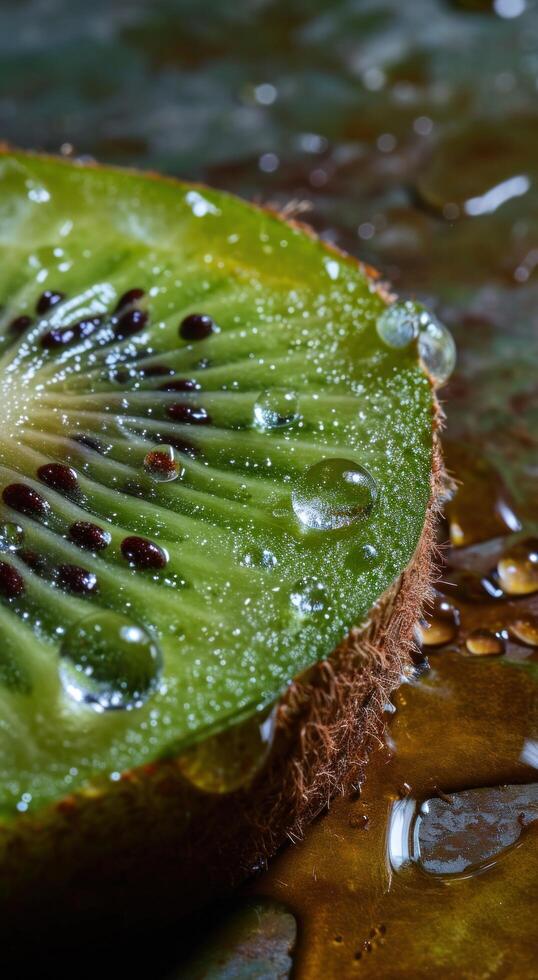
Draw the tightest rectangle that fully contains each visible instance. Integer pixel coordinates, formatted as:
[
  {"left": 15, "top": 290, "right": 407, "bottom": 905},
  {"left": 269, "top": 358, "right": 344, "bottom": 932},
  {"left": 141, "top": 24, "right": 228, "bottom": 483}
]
[
  {"left": 376, "top": 300, "right": 421, "bottom": 348},
  {"left": 143, "top": 445, "right": 182, "bottom": 483},
  {"left": 497, "top": 538, "right": 538, "bottom": 596},
  {"left": 0, "top": 522, "right": 24, "bottom": 552},
  {"left": 240, "top": 546, "right": 277, "bottom": 569},
  {"left": 253, "top": 389, "right": 300, "bottom": 429},
  {"left": 508, "top": 617, "right": 538, "bottom": 648},
  {"left": 290, "top": 578, "right": 327, "bottom": 614},
  {"left": 465, "top": 629, "right": 505, "bottom": 656},
  {"left": 417, "top": 312, "right": 456, "bottom": 385},
  {"left": 59, "top": 611, "right": 162, "bottom": 711},
  {"left": 418, "top": 595, "right": 460, "bottom": 647},
  {"left": 292, "top": 458, "right": 377, "bottom": 531},
  {"left": 177, "top": 707, "right": 276, "bottom": 793}
]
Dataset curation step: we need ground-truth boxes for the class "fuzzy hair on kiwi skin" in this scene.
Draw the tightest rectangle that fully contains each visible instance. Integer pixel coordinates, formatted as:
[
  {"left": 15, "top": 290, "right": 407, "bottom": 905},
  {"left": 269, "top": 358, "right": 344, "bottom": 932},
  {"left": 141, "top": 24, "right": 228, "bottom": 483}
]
[{"left": 0, "top": 150, "right": 443, "bottom": 933}]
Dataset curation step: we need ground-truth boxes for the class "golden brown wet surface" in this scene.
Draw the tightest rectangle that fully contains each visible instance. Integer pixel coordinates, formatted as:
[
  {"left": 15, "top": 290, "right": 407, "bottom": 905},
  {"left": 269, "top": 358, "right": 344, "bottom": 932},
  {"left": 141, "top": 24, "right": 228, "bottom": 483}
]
[{"left": 251, "top": 459, "right": 538, "bottom": 978}]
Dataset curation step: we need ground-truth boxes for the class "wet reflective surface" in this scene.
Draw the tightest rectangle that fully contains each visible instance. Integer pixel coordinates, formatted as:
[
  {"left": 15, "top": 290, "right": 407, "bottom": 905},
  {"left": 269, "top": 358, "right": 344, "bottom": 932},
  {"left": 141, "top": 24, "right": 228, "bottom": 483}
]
[{"left": 3, "top": 0, "right": 538, "bottom": 976}]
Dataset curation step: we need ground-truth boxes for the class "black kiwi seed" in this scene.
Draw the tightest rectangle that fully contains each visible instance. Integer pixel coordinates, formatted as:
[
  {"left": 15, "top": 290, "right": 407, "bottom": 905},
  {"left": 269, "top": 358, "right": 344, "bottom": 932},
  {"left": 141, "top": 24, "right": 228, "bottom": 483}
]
[
  {"left": 69, "top": 521, "right": 111, "bottom": 552},
  {"left": 114, "top": 309, "right": 148, "bottom": 340},
  {"left": 179, "top": 313, "right": 215, "bottom": 341},
  {"left": 71, "top": 433, "right": 107, "bottom": 454},
  {"left": 37, "top": 463, "right": 79, "bottom": 496},
  {"left": 121, "top": 535, "right": 168, "bottom": 569},
  {"left": 57, "top": 564, "right": 99, "bottom": 595},
  {"left": 36, "top": 290, "right": 65, "bottom": 315},
  {"left": 114, "top": 288, "right": 145, "bottom": 312},
  {"left": 159, "top": 378, "right": 201, "bottom": 392},
  {"left": 0, "top": 562, "right": 25, "bottom": 599},
  {"left": 41, "top": 316, "right": 103, "bottom": 350},
  {"left": 19, "top": 549, "right": 49, "bottom": 576},
  {"left": 8, "top": 315, "right": 33, "bottom": 335},
  {"left": 166, "top": 404, "right": 211, "bottom": 425},
  {"left": 2, "top": 483, "right": 50, "bottom": 519}
]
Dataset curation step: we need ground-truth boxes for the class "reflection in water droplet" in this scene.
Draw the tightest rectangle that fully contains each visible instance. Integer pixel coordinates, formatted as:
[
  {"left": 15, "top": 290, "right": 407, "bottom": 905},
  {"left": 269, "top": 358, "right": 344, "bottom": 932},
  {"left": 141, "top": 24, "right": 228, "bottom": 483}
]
[
  {"left": 417, "top": 312, "right": 456, "bottom": 385},
  {"left": 465, "top": 629, "right": 505, "bottom": 657},
  {"left": 497, "top": 539, "right": 538, "bottom": 596},
  {"left": 418, "top": 595, "right": 460, "bottom": 647},
  {"left": 241, "top": 546, "right": 277, "bottom": 569},
  {"left": 292, "top": 458, "right": 377, "bottom": 531},
  {"left": 177, "top": 706, "right": 276, "bottom": 793},
  {"left": 143, "top": 444, "right": 182, "bottom": 483},
  {"left": 290, "top": 578, "right": 327, "bottom": 615},
  {"left": 59, "top": 611, "right": 163, "bottom": 711},
  {"left": 508, "top": 617, "right": 538, "bottom": 648},
  {"left": 376, "top": 301, "right": 421, "bottom": 348},
  {"left": 0, "top": 522, "right": 24, "bottom": 552},
  {"left": 253, "top": 389, "right": 300, "bottom": 429}
]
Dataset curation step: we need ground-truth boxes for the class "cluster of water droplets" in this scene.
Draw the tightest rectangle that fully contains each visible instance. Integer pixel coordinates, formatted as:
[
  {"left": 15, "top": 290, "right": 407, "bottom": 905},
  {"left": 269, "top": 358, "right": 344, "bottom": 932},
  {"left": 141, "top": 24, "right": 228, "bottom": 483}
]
[{"left": 376, "top": 300, "right": 456, "bottom": 385}]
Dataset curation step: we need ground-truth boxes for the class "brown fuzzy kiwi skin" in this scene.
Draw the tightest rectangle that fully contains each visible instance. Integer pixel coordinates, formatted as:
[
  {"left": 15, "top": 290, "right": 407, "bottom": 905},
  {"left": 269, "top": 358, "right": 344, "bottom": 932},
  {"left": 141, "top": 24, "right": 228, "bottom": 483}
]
[
  {"left": 0, "top": 431, "right": 444, "bottom": 939},
  {"left": 0, "top": 150, "right": 444, "bottom": 933}
]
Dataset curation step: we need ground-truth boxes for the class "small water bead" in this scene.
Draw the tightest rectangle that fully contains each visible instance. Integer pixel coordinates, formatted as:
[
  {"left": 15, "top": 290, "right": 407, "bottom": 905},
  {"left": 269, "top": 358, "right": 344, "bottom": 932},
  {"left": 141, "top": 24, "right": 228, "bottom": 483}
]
[
  {"left": 418, "top": 595, "right": 460, "bottom": 647},
  {"left": 240, "top": 546, "right": 277, "bottom": 569},
  {"left": 59, "top": 611, "right": 163, "bottom": 711},
  {"left": 253, "top": 389, "right": 300, "bottom": 430},
  {"left": 177, "top": 707, "right": 276, "bottom": 793},
  {"left": 0, "top": 522, "right": 24, "bottom": 552},
  {"left": 346, "top": 543, "right": 378, "bottom": 571},
  {"left": 36, "top": 289, "right": 65, "bottom": 314},
  {"left": 417, "top": 312, "right": 456, "bottom": 385},
  {"left": 465, "top": 629, "right": 505, "bottom": 656},
  {"left": 179, "top": 312, "right": 215, "bottom": 341},
  {"left": 0, "top": 562, "right": 25, "bottom": 599},
  {"left": 2, "top": 483, "right": 50, "bottom": 520},
  {"left": 508, "top": 617, "right": 538, "bottom": 648},
  {"left": 376, "top": 301, "right": 421, "bottom": 348},
  {"left": 69, "top": 521, "right": 111, "bottom": 552},
  {"left": 121, "top": 535, "right": 168, "bottom": 569},
  {"left": 290, "top": 578, "right": 327, "bottom": 615},
  {"left": 497, "top": 538, "right": 538, "bottom": 596},
  {"left": 292, "top": 458, "right": 377, "bottom": 531},
  {"left": 439, "top": 569, "right": 503, "bottom": 602},
  {"left": 143, "top": 445, "right": 182, "bottom": 483}
]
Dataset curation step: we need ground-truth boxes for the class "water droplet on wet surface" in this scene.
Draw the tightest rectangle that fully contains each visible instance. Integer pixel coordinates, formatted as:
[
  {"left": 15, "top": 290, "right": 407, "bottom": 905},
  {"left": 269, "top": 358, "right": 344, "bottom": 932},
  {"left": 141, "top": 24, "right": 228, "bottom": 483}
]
[
  {"left": 508, "top": 617, "right": 538, "bottom": 648},
  {"left": 177, "top": 707, "right": 276, "bottom": 793},
  {"left": 59, "top": 611, "right": 162, "bottom": 711},
  {"left": 143, "top": 445, "right": 182, "bottom": 482},
  {"left": 465, "top": 629, "right": 505, "bottom": 656},
  {"left": 253, "top": 389, "right": 300, "bottom": 429},
  {"left": 417, "top": 312, "right": 456, "bottom": 385},
  {"left": 497, "top": 538, "right": 538, "bottom": 596},
  {"left": 418, "top": 595, "right": 460, "bottom": 647},
  {"left": 290, "top": 578, "right": 327, "bottom": 614},
  {"left": 376, "top": 301, "right": 421, "bottom": 348},
  {"left": 292, "top": 458, "right": 377, "bottom": 531},
  {"left": 0, "top": 522, "right": 24, "bottom": 552},
  {"left": 240, "top": 546, "right": 277, "bottom": 569}
]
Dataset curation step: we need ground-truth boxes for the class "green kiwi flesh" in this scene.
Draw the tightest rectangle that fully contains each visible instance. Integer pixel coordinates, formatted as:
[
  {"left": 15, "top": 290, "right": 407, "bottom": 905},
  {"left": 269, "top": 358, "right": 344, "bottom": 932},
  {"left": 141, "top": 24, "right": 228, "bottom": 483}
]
[{"left": 0, "top": 151, "right": 434, "bottom": 820}]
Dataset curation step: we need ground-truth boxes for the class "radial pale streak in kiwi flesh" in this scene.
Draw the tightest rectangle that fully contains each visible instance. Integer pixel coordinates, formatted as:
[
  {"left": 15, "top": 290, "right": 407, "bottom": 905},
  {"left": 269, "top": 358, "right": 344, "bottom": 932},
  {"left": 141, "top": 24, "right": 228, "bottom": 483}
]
[{"left": 0, "top": 153, "right": 433, "bottom": 817}]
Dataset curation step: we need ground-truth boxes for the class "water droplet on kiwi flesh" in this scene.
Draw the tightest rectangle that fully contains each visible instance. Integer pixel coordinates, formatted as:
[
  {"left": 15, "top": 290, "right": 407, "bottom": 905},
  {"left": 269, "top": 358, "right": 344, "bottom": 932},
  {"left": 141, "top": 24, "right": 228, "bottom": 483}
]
[
  {"left": 59, "top": 611, "right": 162, "bottom": 711},
  {"left": 292, "top": 458, "right": 377, "bottom": 531}
]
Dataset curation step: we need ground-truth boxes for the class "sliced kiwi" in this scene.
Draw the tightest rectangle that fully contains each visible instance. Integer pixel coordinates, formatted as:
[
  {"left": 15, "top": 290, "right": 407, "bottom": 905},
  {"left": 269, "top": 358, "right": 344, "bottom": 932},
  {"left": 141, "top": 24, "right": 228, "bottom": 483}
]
[{"left": 0, "top": 151, "right": 440, "bottom": 822}]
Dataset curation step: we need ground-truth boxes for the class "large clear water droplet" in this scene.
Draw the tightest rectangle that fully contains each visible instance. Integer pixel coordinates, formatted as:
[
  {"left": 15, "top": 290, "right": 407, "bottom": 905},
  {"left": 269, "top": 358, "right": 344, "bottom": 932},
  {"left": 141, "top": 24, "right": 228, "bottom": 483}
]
[
  {"left": 143, "top": 444, "right": 182, "bottom": 483},
  {"left": 177, "top": 706, "right": 276, "bottom": 794},
  {"left": 290, "top": 577, "right": 327, "bottom": 615},
  {"left": 376, "top": 300, "right": 422, "bottom": 348},
  {"left": 292, "top": 458, "right": 377, "bottom": 531},
  {"left": 418, "top": 316, "right": 456, "bottom": 385},
  {"left": 253, "top": 389, "right": 300, "bottom": 429},
  {"left": 59, "top": 611, "right": 162, "bottom": 711},
  {"left": 0, "top": 522, "right": 24, "bottom": 552}
]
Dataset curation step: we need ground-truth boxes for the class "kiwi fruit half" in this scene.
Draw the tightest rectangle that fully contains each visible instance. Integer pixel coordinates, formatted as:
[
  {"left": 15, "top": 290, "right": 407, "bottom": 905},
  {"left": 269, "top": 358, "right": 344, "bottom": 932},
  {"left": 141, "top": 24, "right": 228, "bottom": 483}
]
[{"left": 0, "top": 150, "right": 448, "bottom": 926}]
